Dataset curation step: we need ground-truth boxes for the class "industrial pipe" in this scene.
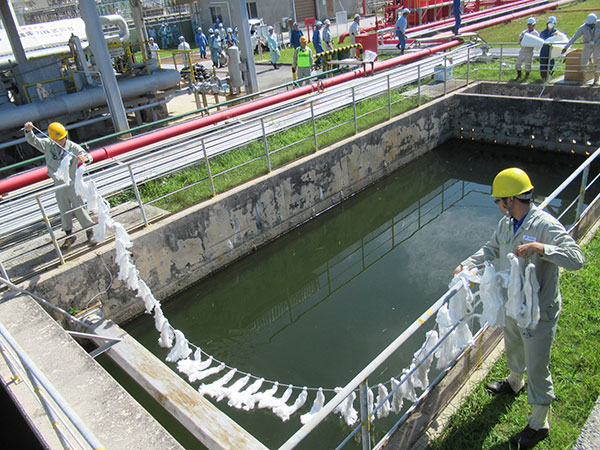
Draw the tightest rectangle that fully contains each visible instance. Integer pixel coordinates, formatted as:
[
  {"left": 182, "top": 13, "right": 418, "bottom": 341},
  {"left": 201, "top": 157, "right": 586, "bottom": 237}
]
[
  {"left": 338, "top": 0, "right": 558, "bottom": 44},
  {"left": 0, "top": 0, "right": 575, "bottom": 195},
  {"left": 0, "top": 69, "right": 180, "bottom": 132}
]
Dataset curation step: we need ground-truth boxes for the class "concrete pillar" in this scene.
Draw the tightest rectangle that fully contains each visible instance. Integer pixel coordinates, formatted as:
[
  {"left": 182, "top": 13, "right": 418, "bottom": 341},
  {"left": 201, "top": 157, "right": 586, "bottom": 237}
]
[
  {"left": 79, "top": 0, "right": 129, "bottom": 134},
  {"left": 130, "top": 0, "right": 150, "bottom": 59},
  {"left": 0, "top": 1, "right": 27, "bottom": 65},
  {"left": 230, "top": 0, "right": 259, "bottom": 93}
]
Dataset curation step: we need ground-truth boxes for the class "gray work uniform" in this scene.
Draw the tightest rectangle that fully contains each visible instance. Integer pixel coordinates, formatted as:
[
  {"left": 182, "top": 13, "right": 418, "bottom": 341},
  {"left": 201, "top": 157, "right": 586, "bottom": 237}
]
[
  {"left": 25, "top": 130, "right": 95, "bottom": 232},
  {"left": 565, "top": 21, "right": 600, "bottom": 75},
  {"left": 516, "top": 29, "right": 540, "bottom": 72},
  {"left": 461, "top": 205, "right": 584, "bottom": 406}
]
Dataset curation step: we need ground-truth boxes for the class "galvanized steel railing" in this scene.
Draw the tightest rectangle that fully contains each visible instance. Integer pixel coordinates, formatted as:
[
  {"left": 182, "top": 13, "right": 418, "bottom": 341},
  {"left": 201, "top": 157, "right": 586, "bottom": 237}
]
[
  {"left": 0, "top": 320, "right": 105, "bottom": 450},
  {"left": 0, "top": 44, "right": 477, "bottom": 282},
  {"left": 278, "top": 149, "right": 600, "bottom": 449}
]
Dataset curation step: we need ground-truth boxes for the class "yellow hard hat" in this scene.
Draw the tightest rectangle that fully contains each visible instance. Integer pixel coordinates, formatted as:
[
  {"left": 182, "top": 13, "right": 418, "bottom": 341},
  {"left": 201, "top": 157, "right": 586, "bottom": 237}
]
[
  {"left": 300, "top": 36, "right": 307, "bottom": 43},
  {"left": 491, "top": 168, "right": 534, "bottom": 198},
  {"left": 48, "top": 122, "right": 67, "bottom": 141}
]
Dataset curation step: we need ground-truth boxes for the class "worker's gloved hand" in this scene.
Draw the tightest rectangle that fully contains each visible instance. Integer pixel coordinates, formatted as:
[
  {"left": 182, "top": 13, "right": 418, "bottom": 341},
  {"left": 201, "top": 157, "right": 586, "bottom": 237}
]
[
  {"left": 561, "top": 47, "right": 567, "bottom": 54},
  {"left": 292, "top": 67, "right": 296, "bottom": 73}
]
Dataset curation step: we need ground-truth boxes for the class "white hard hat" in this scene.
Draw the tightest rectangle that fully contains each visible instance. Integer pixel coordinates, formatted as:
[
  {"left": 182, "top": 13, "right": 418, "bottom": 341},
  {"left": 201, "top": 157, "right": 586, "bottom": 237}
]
[
  {"left": 227, "top": 27, "right": 232, "bottom": 32},
  {"left": 547, "top": 16, "right": 557, "bottom": 24},
  {"left": 149, "top": 37, "right": 154, "bottom": 41},
  {"left": 316, "top": 21, "right": 322, "bottom": 27},
  {"left": 179, "top": 35, "right": 185, "bottom": 41},
  {"left": 198, "top": 27, "right": 202, "bottom": 31},
  {"left": 268, "top": 25, "right": 274, "bottom": 31},
  {"left": 354, "top": 14, "right": 360, "bottom": 19},
  {"left": 208, "top": 28, "right": 213, "bottom": 33},
  {"left": 586, "top": 13, "right": 598, "bottom": 25},
  {"left": 527, "top": 17, "right": 536, "bottom": 25},
  {"left": 324, "top": 19, "right": 331, "bottom": 25},
  {"left": 403, "top": 8, "right": 410, "bottom": 14}
]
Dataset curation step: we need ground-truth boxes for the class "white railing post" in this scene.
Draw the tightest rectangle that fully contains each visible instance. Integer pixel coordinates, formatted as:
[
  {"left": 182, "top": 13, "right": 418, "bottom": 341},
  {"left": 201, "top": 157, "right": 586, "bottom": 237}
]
[
  {"left": 127, "top": 164, "right": 149, "bottom": 227},
  {"left": 352, "top": 86, "right": 358, "bottom": 135},
  {"left": 202, "top": 139, "right": 216, "bottom": 197},
  {"left": 35, "top": 196, "right": 65, "bottom": 265},
  {"left": 575, "top": 166, "right": 590, "bottom": 220},
  {"left": 359, "top": 380, "right": 371, "bottom": 450},
  {"left": 261, "top": 118, "right": 272, "bottom": 172}
]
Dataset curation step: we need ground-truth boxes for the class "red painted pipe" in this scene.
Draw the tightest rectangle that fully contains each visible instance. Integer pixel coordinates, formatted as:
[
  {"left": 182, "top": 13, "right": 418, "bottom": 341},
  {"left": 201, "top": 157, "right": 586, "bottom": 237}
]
[
  {"left": 0, "top": 42, "right": 462, "bottom": 195},
  {"left": 0, "top": 0, "right": 573, "bottom": 195},
  {"left": 338, "top": 0, "right": 555, "bottom": 44}
]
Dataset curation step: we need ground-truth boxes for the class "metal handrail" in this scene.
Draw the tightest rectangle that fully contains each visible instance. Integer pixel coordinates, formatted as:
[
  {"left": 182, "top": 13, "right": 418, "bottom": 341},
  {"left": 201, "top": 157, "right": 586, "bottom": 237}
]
[
  {"left": 279, "top": 287, "right": 459, "bottom": 449},
  {"left": 0, "top": 320, "right": 104, "bottom": 450}
]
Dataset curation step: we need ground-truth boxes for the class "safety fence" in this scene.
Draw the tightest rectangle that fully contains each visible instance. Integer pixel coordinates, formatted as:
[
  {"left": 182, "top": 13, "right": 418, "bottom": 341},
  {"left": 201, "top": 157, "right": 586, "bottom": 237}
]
[
  {"left": 278, "top": 148, "right": 600, "bottom": 449},
  {"left": 0, "top": 43, "right": 476, "bottom": 282},
  {"left": 0, "top": 320, "right": 105, "bottom": 450},
  {"left": 1, "top": 39, "right": 599, "bottom": 282}
]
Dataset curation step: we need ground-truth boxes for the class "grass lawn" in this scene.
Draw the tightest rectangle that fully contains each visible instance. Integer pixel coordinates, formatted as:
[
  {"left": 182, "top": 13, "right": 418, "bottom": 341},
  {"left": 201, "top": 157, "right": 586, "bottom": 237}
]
[{"left": 431, "top": 231, "right": 600, "bottom": 449}]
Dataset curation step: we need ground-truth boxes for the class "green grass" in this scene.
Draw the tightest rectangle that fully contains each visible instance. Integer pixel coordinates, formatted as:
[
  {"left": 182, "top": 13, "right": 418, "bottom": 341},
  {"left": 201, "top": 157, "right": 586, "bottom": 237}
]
[
  {"left": 109, "top": 89, "right": 426, "bottom": 212},
  {"left": 431, "top": 232, "right": 600, "bottom": 449},
  {"left": 477, "top": 0, "right": 600, "bottom": 43},
  {"left": 115, "top": 0, "right": 600, "bottom": 215}
]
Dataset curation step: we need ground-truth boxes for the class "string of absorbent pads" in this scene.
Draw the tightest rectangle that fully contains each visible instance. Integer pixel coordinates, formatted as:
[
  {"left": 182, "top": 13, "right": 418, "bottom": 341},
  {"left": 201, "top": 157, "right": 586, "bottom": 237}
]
[{"left": 67, "top": 155, "right": 539, "bottom": 426}]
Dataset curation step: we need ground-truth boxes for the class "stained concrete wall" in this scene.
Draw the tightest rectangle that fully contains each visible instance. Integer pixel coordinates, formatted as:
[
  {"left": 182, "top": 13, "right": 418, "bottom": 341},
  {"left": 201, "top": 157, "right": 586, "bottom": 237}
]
[
  {"left": 23, "top": 93, "right": 454, "bottom": 324},
  {"left": 458, "top": 83, "right": 600, "bottom": 154},
  {"left": 19, "top": 83, "right": 600, "bottom": 325}
]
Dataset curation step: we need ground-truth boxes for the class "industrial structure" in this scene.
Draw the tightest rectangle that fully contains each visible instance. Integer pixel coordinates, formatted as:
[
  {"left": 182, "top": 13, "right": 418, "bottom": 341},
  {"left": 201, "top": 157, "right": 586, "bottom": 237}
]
[{"left": 1, "top": 0, "right": 600, "bottom": 448}]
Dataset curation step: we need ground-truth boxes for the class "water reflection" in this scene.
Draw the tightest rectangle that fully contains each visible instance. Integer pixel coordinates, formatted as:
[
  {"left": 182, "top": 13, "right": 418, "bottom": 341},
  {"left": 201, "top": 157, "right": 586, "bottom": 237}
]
[{"left": 121, "top": 141, "right": 596, "bottom": 448}]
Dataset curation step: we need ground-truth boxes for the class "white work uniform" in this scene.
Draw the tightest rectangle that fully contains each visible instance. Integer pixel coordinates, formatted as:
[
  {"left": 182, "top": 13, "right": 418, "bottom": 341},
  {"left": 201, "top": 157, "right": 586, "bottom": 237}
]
[
  {"left": 516, "top": 28, "right": 540, "bottom": 72},
  {"left": 461, "top": 205, "right": 584, "bottom": 415},
  {"left": 349, "top": 20, "right": 360, "bottom": 56},
  {"left": 25, "top": 130, "right": 95, "bottom": 232},
  {"left": 565, "top": 21, "right": 600, "bottom": 75},
  {"left": 178, "top": 40, "right": 191, "bottom": 66}
]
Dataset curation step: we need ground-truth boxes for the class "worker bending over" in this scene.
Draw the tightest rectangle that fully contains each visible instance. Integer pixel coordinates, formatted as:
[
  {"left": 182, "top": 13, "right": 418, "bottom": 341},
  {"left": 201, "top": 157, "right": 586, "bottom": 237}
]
[{"left": 562, "top": 12, "right": 600, "bottom": 85}]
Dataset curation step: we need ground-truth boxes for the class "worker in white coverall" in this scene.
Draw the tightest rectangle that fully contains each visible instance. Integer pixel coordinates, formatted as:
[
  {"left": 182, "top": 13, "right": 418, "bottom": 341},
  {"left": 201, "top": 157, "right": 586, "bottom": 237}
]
[
  {"left": 514, "top": 17, "right": 539, "bottom": 81},
  {"left": 349, "top": 14, "right": 361, "bottom": 57},
  {"left": 453, "top": 168, "right": 584, "bottom": 449},
  {"left": 24, "top": 121, "right": 97, "bottom": 250},
  {"left": 562, "top": 12, "right": 600, "bottom": 84}
]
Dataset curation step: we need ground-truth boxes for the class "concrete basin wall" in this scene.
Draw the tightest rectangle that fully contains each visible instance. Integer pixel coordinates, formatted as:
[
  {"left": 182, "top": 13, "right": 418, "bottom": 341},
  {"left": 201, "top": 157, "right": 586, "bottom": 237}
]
[
  {"left": 23, "top": 94, "right": 454, "bottom": 324},
  {"left": 20, "top": 83, "right": 600, "bottom": 325}
]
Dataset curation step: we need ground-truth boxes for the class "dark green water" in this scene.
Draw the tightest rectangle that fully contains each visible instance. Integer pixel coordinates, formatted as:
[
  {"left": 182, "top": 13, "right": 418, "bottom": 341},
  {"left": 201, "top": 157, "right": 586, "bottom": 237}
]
[{"left": 100, "top": 140, "right": 595, "bottom": 449}]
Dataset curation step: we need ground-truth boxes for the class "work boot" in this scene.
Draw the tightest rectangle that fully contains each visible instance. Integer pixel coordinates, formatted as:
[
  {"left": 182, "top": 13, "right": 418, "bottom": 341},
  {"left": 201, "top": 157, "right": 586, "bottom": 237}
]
[
  {"left": 60, "top": 230, "right": 76, "bottom": 250},
  {"left": 513, "top": 70, "right": 522, "bottom": 81},
  {"left": 86, "top": 229, "right": 98, "bottom": 247},
  {"left": 486, "top": 380, "right": 525, "bottom": 395},
  {"left": 523, "top": 71, "right": 530, "bottom": 81},
  {"left": 594, "top": 75, "right": 599, "bottom": 85},
  {"left": 509, "top": 425, "right": 548, "bottom": 449}
]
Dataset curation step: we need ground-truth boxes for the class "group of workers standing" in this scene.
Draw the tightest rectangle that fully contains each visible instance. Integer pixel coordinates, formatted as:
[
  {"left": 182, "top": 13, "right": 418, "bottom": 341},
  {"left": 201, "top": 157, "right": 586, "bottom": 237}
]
[{"left": 514, "top": 12, "right": 600, "bottom": 84}]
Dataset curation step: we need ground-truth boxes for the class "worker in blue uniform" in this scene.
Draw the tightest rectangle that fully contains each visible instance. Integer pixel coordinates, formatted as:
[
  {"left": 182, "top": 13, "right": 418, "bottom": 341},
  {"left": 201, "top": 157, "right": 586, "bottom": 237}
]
[
  {"left": 313, "top": 21, "right": 324, "bottom": 67},
  {"left": 290, "top": 22, "right": 303, "bottom": 49},
  {"left": 539, "top": 16, "right": 562, "bottom": 81},
  {"left": 395, "top": 8, "right": 410, "bottom": 54},
  {"left": 453, "top": 0, "right": 462, "bottom": 35}
]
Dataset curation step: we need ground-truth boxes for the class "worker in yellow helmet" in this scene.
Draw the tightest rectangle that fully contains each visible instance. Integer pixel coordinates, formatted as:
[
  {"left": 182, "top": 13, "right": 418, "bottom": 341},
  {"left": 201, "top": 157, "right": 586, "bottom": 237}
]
[
  {"left": 453, "top": 168, "right": 584, "bottom": 449},
  {"left": 292, "top": 35, "right": 313, "bottom": 85},
  {"left": 24, "top": 121, "right": 97, "bottom": 250}
]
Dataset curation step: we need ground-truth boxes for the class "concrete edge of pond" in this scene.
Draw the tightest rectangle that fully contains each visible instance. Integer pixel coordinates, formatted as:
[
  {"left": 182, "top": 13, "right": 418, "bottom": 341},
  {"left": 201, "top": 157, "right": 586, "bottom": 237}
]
[
  {"left": 0, "top": 294, "right": 184, "bottom": 449},
  {"left": 383, "top": 202, "right": 600, "bottom": 449}
]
